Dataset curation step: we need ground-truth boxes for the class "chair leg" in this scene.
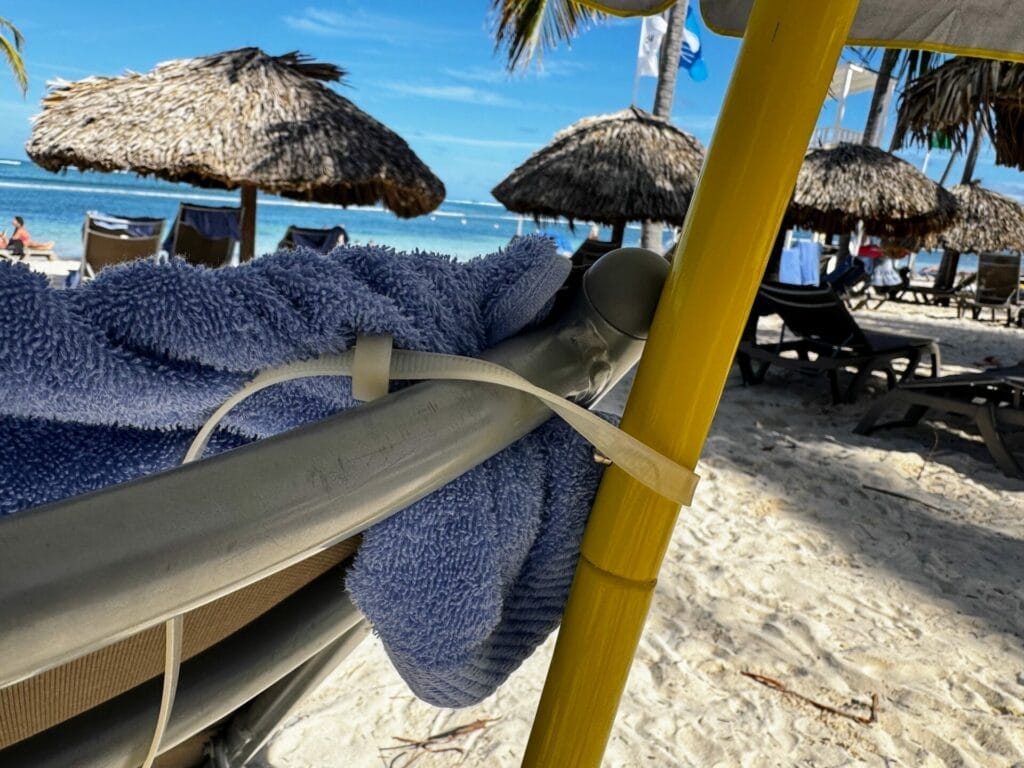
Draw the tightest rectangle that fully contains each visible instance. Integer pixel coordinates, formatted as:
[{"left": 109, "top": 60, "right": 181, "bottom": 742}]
[
  {"left": 846, "top": 366, "right": 875, "bottom": 403},
  {"left": 736, "top": 352, "right": 755, "bottom": 384},
  {"left": 828, "top": 370, "right": 842, "bottom": 404},
  {"left": 927, "top": 343, "right": 941, "bottom": 378},
  {"left": 855, "top": 396, "right": 930, "bottom": 435},
  {"left": 976, "top": 405, "right": 1023, "bottom": 478}
]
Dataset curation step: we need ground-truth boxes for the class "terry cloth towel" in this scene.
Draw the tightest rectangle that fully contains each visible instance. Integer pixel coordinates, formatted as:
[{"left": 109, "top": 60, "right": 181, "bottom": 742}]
[
  {"left": 0, "top": 236, "right": 608, "bottom": 706},
  {"left": 779, "top": 240, "right": 821, "bottom": 286}
]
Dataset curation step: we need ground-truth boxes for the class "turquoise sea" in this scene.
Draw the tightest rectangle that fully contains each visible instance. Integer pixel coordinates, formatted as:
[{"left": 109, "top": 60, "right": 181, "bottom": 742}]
[
  {"left": 0, "top": 160, "right": 650, "bottom": 263},
  {"left": 0, "top": 159, "right": 971, "bottom": 273}
]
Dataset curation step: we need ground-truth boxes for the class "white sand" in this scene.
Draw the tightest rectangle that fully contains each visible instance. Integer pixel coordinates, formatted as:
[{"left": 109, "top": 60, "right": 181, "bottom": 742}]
[{"left": 261, "top": 299, "right": 1024, "bottom": 767}]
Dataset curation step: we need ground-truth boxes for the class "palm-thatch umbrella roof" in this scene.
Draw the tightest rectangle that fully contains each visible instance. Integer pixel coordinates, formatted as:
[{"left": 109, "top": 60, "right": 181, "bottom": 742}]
[
  {"left": 491, "top": 106, "right": 704, "bottom": 240},
  {"left": 893, "top": 56, "right": 1024, "bottom": 171},
  {"left": 939, "top": 181, "right": 1024, "bottom": 254},
  {"left": 26, "top": 47, "right": 445, "bottom": 259},
  {"left": 788, "top": 143, "right": 958, "bottom": 240}
]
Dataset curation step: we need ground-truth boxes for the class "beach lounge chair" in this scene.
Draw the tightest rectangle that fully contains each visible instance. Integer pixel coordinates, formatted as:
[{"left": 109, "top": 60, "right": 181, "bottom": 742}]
[
  {"left": 163, "top": 203, "right": 241, "bottom": 268},
  {"left": 737, "top": 282, "right": 941, "bottom": 403},
  {"left": 900, "top": 272, "right": 977, "bottom": 305},
  {"left": 277, "top": 225, "right": 349, "bottom": 253},
  {"left": 79, "top": 212, "right": 165, "bottom": 279},
  {"left": 0, "top": 246, "right": 678, "bottom": 767},
  {"left": 956, "top": 252, "right": 1022, "bottom": 324},
  {"left": 855, "top": 365, "right": 1024, "bottom": 478}
]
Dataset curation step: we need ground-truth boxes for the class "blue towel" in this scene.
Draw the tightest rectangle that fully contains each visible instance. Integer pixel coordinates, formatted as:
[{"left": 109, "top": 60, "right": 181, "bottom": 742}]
[
  {"left": 0, "top": 236, "right": 607, "bottom": 706},
  {"left": 348, "top": 416, "right": 609, "bottom": 706},
  {"left": 779, "top": 240, "right": 821, "bottom": 286},
  {"left": 161, "top": 204, "right": 242, "bottom": 253}
]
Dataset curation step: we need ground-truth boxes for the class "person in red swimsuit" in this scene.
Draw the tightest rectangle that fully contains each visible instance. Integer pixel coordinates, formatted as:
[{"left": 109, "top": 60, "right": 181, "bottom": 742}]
[{"left": 0, "top": 216, "right": 55, "bottom": 254}]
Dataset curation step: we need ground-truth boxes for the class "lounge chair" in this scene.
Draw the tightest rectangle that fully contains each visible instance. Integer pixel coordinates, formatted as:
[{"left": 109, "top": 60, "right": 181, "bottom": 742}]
[
  {"left": 900, "top": 272, "right": 977, "bottom": 305},
  {"left": 79, "top": 212, "right": 165, "bottom": 279},
  {"left": 277, "top": 225, "right": 349, "bottom": 253},
  {"left": 855, "top": 365, "right": 1024, "bottom": 478},
  {"left": 0, "top": 247, "right": 671, "bottom": 767},
  {"left": 737, "top": 282, "right": 941, "bottom": 403},
  {"left": 164, "top": 203, "right": 241, "bottom": 268},
  {"left": 956, "top": 252, "right": 1022, "bottom": 324}
]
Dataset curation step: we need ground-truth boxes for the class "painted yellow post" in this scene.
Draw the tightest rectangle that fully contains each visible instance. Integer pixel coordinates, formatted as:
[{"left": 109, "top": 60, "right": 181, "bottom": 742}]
[{"left": 522, "top": 1, "right": 860, "bottom": 765}]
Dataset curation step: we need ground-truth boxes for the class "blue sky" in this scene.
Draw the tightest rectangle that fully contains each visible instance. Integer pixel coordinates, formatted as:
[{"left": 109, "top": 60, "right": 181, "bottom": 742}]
[{"left": 1, "top": 1, "right": 1021, "bottom": 202}]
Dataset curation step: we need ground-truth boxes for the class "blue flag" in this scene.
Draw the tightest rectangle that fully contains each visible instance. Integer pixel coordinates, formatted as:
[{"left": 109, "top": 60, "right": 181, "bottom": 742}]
[{"left": 679, "top": 5, "right": 708, "bottom": 82}]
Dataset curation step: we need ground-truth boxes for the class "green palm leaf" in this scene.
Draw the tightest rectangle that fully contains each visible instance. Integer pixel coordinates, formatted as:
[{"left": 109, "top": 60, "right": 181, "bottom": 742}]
[
  {"left": 491, "top": 0, "right": 602, "bottom": 70},
  {"left": 0, "top": 16, "right": 26, "bottom": 95}
]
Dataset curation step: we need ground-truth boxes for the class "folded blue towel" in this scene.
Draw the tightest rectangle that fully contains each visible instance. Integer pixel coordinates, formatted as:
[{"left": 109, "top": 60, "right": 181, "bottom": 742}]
[{"left": 0, "top": 236, "right": 607, "bottom": 707}]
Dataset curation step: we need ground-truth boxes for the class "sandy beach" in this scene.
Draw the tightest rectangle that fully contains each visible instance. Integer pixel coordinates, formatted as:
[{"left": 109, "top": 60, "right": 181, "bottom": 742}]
[{"left": 260, "top": 297, "right": 1023, "bottom": 767}]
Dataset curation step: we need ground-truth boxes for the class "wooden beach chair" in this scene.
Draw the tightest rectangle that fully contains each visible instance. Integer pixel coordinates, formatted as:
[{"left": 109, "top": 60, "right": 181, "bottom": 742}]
[
  {"left": 855, "top": 365, "right": 1024, "bottom": 478},
  {"left": 80, "top": 213, "right": 165, "bottom": 279},
  {"left": 737, "top": 282, "right": 941, "bottom": 403},
  {"left": 277, "top": 225, "right": 349, "bottom": 253},
  {"left": 0, "top": 248, "right": 667, "bottom": 768},
  {"left": 165, "top": 203, "right": 241, "bottom": 268},
  {"left": 957, "top": 253, "right": 1022, "bottom": 324}
]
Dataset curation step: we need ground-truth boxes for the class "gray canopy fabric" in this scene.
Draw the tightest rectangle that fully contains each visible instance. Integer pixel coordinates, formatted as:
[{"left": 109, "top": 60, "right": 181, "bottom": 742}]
[{"left": 697, "top": 0, "right": 1024, "bottom": 62}]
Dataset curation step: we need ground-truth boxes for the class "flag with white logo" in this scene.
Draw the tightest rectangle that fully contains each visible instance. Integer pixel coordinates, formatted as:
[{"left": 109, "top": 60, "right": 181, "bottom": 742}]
[{"left": 636, "top": 13, "right": 668, "bottom": 78}]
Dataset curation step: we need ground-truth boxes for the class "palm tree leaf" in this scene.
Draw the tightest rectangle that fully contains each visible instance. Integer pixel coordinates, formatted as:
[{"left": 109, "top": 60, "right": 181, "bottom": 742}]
[
  {"left": 892, "top": 56, "right": 1004, "bottom": 155},
  {"left": 491, "top": 0, "right": 602, "bottom": 70},
  {"left": 0, "top": 16, "right": 26, "bottom": 95}
]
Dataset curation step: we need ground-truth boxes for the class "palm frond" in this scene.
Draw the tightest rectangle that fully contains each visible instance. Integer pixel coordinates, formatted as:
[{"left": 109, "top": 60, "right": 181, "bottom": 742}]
[
  {"left": 490, "top": 0, "right": 601, "bottom": 71},
  {"left": 0, "top": 16, "right": 26, "bottom": 95},
  {"left": 892, "top": 56, "right": 1004, "bottom": 155}
]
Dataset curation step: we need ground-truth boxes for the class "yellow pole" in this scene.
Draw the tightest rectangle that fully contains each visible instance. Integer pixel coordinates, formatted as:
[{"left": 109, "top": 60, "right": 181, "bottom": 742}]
[{"left": 522, "top": 1, "right": 860, "bottom": 765}]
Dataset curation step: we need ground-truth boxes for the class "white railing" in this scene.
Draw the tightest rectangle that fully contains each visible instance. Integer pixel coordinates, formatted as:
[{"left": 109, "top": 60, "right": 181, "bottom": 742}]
[{"left": 811, "top": 126, "right": 863, "bottom": 148}]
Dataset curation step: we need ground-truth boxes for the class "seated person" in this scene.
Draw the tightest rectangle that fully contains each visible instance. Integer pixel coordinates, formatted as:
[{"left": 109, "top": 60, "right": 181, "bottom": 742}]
[{"left": 0, "top": 216, "right": 55, "bottom": 254}]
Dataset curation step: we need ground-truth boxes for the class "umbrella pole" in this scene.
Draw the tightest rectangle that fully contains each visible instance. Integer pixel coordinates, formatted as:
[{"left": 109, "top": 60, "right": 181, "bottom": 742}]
[
  {"left": 240, "top": 185, "right": 257, "bottom": 262},
  {"left": 611, "top": 220, "right": 625, "bottom": 246},
  {"left": 521, "top": 2, "right": 859, "bottom": 766}
]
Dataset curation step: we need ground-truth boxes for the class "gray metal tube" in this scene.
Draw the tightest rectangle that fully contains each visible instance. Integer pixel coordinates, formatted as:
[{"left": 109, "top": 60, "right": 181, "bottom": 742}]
[
  {"left": 210, "top": 624, "right": 368, "bottom": 767},
  {"left": 0, "top": 247, "right": 666, "bottom": 687},
  {"left": 0, "top": 568, "right": 366, "bottom": 768}
]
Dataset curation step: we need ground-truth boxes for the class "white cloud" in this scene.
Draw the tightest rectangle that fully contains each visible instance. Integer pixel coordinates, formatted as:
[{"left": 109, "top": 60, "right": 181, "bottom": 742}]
[
  {"left": 413, "top": 132, "right": 538, "bottom": 150},
  {"left": 444, "top": 59, "right": 585, "bottom": 84},
  {"left": 378, "top": 82, "right": 524, "bottom": 108},
  {"left": 283, "top": 7, "right": 451, "bottom": 43}
]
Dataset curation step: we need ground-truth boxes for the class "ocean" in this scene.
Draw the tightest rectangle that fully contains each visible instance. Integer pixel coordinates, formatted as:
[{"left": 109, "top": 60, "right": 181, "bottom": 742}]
[
  {"left": 0, "top": 160, "right": 648, "bottom": 262},
  {"left": 0, "top": 159, "right": 970, "bottom": 273}
]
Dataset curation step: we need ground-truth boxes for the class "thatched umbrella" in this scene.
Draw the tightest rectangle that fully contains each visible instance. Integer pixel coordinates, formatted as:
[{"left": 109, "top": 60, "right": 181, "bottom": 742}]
[
  {"left": 939, "top": 181, "right": 1024, "bottom": 254},
  {"left": 492, "top": 106, "right": 704, "bottom": 243},
  {"left": 788, "top": 143, "right": 958, "bottom": 240},
  {"left": 26, "top": 47, "right": 445, "bottom": 261}
]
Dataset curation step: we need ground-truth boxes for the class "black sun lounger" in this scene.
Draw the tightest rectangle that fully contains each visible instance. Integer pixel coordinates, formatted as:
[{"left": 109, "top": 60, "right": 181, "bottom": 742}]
[
  {"left": 901, "top": 272, "right": 977, "bottom": 305},
  {"left": 956, "top": 253, "right": 1021, "bottom": 325},
  {"left": 0, "top": 248, "right": 667, "bottom": 768},
  {"left": 737, "top": 282, "right": 941, "bottom": 404},
  {"left": 854, "top": 365, "right": 1024, "bottom": 478}
]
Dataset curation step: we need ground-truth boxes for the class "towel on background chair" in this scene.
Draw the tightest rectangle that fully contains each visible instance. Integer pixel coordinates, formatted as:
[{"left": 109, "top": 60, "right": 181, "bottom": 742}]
[
  {"left": 0, "top": 235, "right": 610, "bottom": 706},
  {"left": 779, "top": 240, "right": 821, "bottom": 286}
]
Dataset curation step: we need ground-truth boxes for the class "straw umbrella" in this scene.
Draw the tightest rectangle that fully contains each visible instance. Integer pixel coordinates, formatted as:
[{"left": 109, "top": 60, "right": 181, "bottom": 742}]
[
  {"left": 939, "top": 181, "right": 1024, "bottom": 254},
  {"left": 26, "top": 47, "right": 445, "bottom": 261},
  {"left": 492, "top": 106, "right": 704, "bottom": 243},
  {"left": 788, "top": 142, "right": 958, "bottom": 241}
]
